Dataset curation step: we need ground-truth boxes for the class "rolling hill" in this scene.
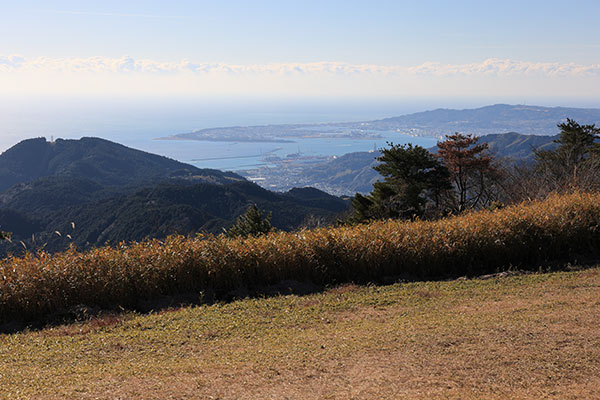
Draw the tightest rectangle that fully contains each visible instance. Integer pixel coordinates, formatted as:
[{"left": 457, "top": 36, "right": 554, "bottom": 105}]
[
  {"left": 0, "top": 138, "right": 349, "bottom": 256},
  {"left": 0, "top": 137, "right": 242, "bottom": 192}
]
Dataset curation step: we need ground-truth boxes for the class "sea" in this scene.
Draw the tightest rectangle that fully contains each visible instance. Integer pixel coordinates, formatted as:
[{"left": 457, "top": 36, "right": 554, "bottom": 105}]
[{"left": 1, "top": 96, "right": 592, "bottom": 171}]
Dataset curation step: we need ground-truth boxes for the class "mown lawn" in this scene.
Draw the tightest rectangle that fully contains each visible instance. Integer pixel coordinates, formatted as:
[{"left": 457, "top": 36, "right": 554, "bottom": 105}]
[{"left": 2, "top": 267, "right": 600, "bottom": 399}]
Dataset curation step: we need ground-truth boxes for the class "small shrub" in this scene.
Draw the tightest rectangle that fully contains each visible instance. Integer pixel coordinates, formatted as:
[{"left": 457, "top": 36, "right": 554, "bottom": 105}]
[{"left": 226, "top": 204, "right": 272, "bottom": 238}]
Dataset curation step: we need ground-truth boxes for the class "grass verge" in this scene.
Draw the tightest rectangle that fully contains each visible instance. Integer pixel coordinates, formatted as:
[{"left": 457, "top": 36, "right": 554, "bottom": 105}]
[{"left": 1, "top": 267, "right": 600, "bottom": 399}]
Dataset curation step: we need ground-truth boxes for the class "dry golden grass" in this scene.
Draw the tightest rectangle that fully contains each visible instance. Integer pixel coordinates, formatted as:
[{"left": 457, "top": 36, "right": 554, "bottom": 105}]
[
  {"left": 2, "top": 191, "right": 600, "bottom": 324},
  {"left": 2, "top": 267, "right": 599, "bottom": 399}
]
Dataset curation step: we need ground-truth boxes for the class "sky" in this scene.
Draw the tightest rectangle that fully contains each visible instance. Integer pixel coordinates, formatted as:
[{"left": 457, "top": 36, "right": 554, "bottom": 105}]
[{"left": 1, "top": 0, "right": 600, "bottom": 100}]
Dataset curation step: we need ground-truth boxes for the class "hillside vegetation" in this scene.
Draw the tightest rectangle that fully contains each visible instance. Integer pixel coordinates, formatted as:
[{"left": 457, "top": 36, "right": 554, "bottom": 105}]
[
  {"left": 0, "top": 138, "right": 348, "bottom": 256},
  {"left": 0, "top": 137, "right": 241, "bottom": 192},
  {"left": 1, "top": 267, "right": 599, "bottom": 399},
  {"left": 1, "top": 191, "right": 599, "bottom": 325},
  {"left": 0, "top": 180, "right": 348, "bottom": 255}
]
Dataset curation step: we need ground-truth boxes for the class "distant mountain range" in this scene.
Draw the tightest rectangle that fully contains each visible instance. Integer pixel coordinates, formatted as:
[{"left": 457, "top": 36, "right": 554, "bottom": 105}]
[
  {"left": 0, "top": 138, "right": 348, "bottom": 256},
  {"left": 362, "top": 104, "right": 600, "bottom": 136},
  {"left": 165, "top": 104, "right": 600, "bottom": 142}
]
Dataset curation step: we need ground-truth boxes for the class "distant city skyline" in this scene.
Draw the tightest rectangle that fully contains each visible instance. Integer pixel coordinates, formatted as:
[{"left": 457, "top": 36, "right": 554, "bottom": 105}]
[{"left": 2, "top": 0, "right": 600, "bottom": 99}]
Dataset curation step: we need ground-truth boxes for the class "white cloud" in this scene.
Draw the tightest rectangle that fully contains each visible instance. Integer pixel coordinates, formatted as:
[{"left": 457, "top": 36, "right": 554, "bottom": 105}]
[
  {"left": 0, "top": 55, "right": 26, "bottom": 69},
  {"left": 1, "top": 55, "right": 599, "bottom": 78},
  {"left": 1, "top": 55, "right": 599, "bottom": 98},
  {"left": 408, "top": 58, "right": 600, "bottom": 77}
]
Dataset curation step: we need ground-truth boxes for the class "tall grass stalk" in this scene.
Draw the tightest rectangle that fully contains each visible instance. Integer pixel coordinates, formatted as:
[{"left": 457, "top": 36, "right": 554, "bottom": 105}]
[{"left": 1, "top": 192, "right": 599, "bottom": 323}]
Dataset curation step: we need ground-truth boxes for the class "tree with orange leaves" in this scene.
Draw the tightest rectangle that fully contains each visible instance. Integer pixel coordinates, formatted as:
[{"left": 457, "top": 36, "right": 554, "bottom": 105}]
[{"left": 437, "top": 133, "right": 499, "bottom": 212}]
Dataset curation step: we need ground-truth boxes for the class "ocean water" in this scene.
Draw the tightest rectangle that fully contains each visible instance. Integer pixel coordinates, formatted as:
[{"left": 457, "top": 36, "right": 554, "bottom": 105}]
[
  {"left": 0, "top": 97, "right": 438, "bottom": 170},
  {"left": 146, "top": 133, "right": 438, "bottom": 170},
  {"left": 2, "top": 96, "right": 592, "bottom": 171}
]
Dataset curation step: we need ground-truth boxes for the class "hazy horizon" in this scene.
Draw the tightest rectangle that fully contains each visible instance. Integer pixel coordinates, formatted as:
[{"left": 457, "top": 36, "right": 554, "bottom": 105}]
[
  {"left": 2, "top": 95, "right": 600, "bottom": 154},
  {"left": 3, "top": 1, "right": 600, "bottom": 99},
  {"left": 3, "top": 1, "right": 600, "bottom": 160}
]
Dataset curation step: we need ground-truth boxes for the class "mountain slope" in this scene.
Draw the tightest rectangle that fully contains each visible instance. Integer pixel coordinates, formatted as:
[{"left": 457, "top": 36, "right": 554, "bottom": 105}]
[
  {"left": 297, "top": 151, "right": 382, "bottom": 195},
  {"left": 480, "top": 131, "right": 558, "bottom": 160},
  {"left": 0, "top": 137, "right": 349, "bottom": 256},
  {"left": 0, "top": 180, "right": 349, "bottom": 254},
  {"left": 0, "top": 137, "right": 243, "bottom": 192}
]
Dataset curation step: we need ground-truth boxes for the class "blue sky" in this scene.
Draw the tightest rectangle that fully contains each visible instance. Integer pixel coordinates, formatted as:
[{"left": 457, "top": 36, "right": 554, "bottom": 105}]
[{"left": 2, "top": 0, "right": 600, "bottom": 99}]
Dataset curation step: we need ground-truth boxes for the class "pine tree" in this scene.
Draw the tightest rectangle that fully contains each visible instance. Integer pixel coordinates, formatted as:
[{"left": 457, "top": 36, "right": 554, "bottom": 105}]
[
  {"left": 535, "top": 119, "right": 600, "bottom": 189},
  {"left": 348, "top": 143, "right": 451, "bottom": 223},
  {"left": 226, "top": 204, "right": 273, "bottom": 238}
]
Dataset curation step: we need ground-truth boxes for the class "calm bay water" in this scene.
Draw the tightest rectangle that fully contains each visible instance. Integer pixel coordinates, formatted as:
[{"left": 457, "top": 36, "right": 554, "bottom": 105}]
[
  {"left": 143, "top": 133, "right": 438, "bottom": 171},
  {"left": 2, "top": 96, "right": 586, "bottom": 171},
  {"left": 0, "top": 97, "right": 447, "bottom": 170}
]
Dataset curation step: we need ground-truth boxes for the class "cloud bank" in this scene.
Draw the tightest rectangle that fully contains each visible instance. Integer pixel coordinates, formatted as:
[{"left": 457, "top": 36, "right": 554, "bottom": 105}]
[
  {"left": 1, "top": 55, "right": 599, "bottom": 98},
  {"left": 2, "top": 55, "right": 600, "bottom": 78}
]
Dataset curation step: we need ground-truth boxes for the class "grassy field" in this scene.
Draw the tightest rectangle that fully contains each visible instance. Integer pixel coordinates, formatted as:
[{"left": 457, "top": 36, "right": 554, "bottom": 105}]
[{"left": 2, "top": 266, "right": 599, "bottom": 399}]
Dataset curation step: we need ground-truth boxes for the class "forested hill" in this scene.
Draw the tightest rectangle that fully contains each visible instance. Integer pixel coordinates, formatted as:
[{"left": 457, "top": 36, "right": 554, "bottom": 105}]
[
  {"left": 477, "top": 131, "right": 558, "bottom": 160},
  {"left": 0, "top": 179, "right": 349, "bottom": 256},
  {"left": 0, "top": 137, "right": 349, "bottom": 256},
  {"left": 0, "top": 137, "right": 243, "bottom": 192}
]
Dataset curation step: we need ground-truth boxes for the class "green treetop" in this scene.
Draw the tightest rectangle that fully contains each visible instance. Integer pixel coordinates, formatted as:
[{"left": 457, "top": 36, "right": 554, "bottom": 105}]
[
  {"left": 226, "top": 204, "right": 273, "bottom": 238},
  {"left": 535, "top": 119, "right": 600, "bottom": 188},
  {"left": 348, "top": 143, "right": 451, "bottom": 223}
]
